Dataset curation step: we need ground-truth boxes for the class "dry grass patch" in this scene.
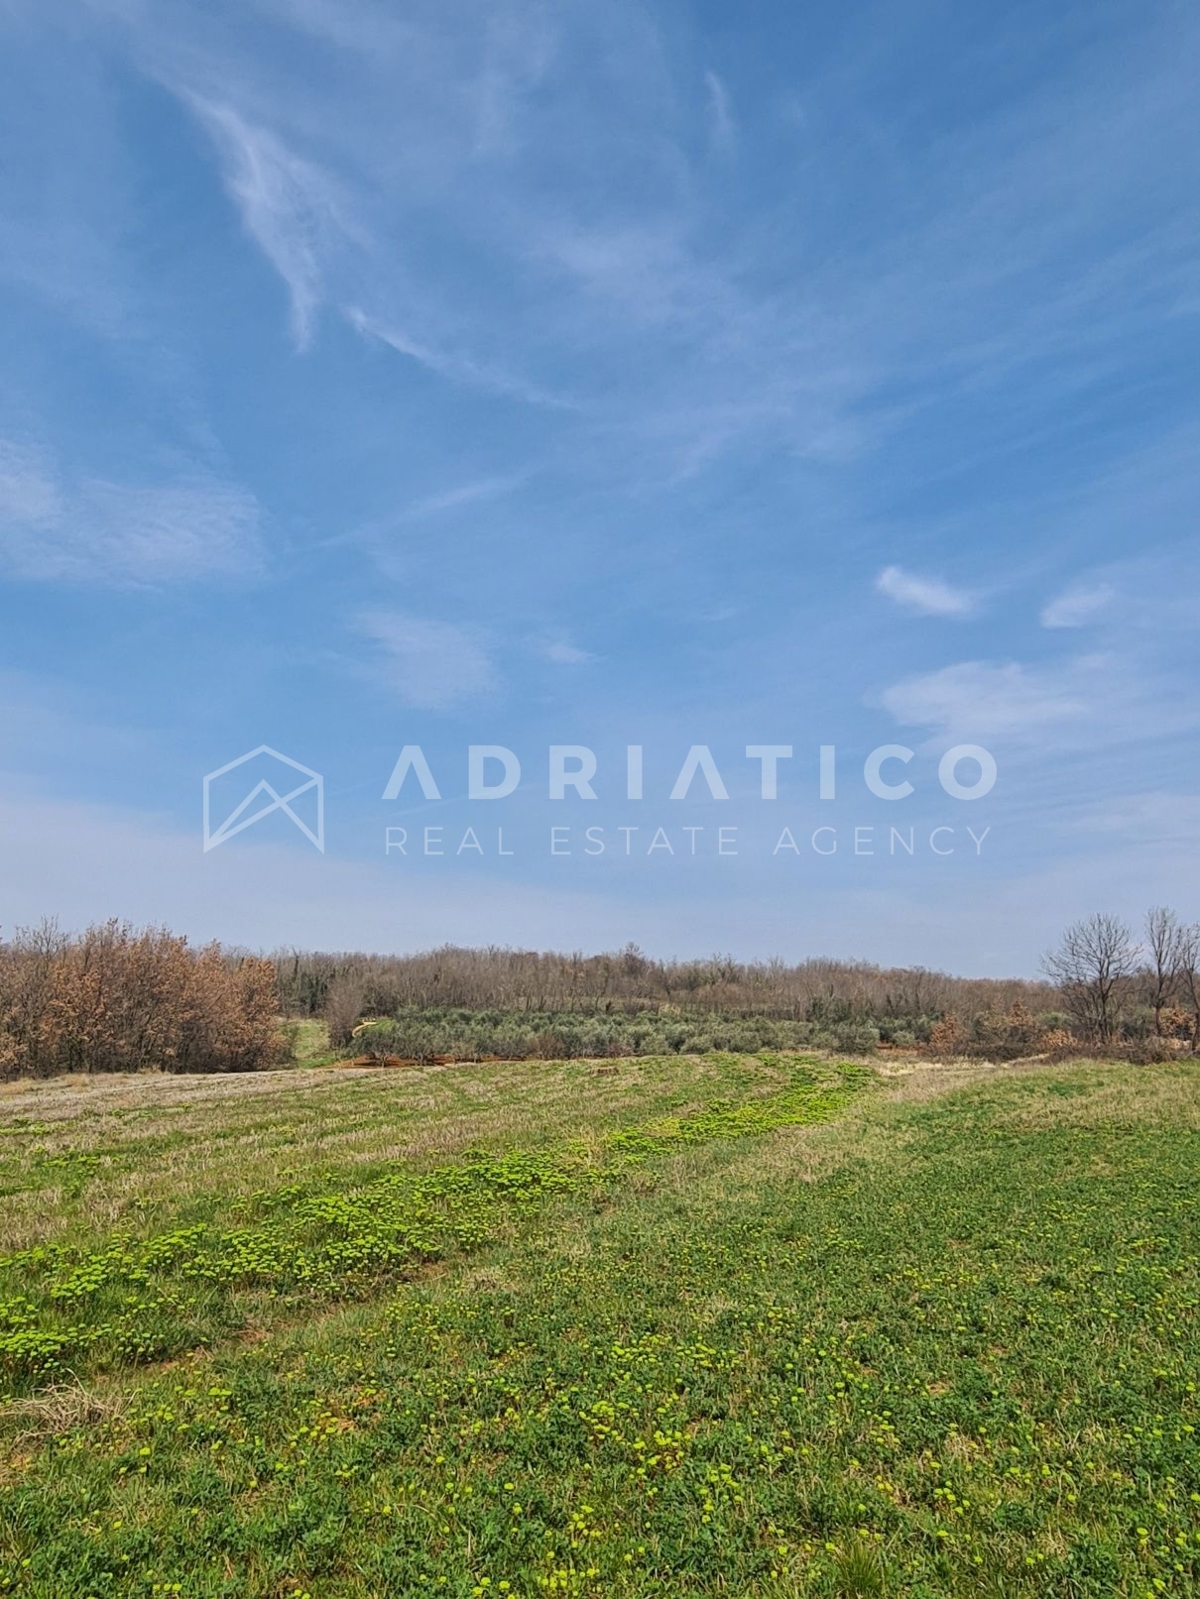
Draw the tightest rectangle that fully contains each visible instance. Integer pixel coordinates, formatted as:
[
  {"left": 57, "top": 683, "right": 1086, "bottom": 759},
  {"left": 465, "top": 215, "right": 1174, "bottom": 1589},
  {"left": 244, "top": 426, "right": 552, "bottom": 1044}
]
[
  {"left": 0, "top": 1381, "right": 124, "bottom": 1449},
  {"left": 990, "top": 1062, "right": 1200, "bottom": 1131}
]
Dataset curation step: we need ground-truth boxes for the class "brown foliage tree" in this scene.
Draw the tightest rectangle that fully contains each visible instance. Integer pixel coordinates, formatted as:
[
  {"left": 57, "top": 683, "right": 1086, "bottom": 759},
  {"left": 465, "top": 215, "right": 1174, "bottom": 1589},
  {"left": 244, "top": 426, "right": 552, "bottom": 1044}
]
[{"left": 0, "top": 921, "right": 283, "bottom": 1078}]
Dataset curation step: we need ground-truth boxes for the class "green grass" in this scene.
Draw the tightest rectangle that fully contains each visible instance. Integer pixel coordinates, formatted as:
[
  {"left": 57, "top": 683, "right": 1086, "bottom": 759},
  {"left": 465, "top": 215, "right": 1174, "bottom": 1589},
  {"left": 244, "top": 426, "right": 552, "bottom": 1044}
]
[
  {"left": 0, "top": 1054, "right": 1197, "bottom": 1598},
  {"left": 0, "top": 1051, "right": 807, "bottom": 1257},
  {"left": 286, "top": 1020, "right": 341, "bottom": 1069}
]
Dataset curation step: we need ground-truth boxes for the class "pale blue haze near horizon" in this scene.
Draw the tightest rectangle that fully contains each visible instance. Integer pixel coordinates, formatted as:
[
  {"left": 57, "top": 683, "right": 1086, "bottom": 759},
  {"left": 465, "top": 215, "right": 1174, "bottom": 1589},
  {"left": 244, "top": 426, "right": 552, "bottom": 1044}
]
[{"left": 1, "top": 0, "right": 1198, "bottom": 976}]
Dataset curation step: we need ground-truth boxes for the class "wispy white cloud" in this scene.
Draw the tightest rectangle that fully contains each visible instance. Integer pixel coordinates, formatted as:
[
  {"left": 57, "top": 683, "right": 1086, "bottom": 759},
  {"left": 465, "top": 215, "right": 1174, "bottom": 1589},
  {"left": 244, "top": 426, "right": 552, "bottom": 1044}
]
[
  {"left": 469, "top": 4, "right": 558, "bottom": 158},
  {"left": 0, "top": 437, "right": 264, "bottom": 584},
  {"left": 703, "top": 69, "right": 736, "bottom": 156},
  {"left": 186, "top": 95, "right": 356, "bottom": 349},
  {"left": 80, "top": 480, "right": 264, "bottom": 582},
  {"left": 1033, "top": 544, "right": 1200, "bottom": 639},
  {"left": 346, "top": 307, "right": 573, "bottom": 409},
  {"left": 88, "top": 0, "right": 1199, "bottom": 492},
  {"left": 1040, "top": 581, "right": 1116, "bottom": 628},
  {"left": 247, "top": 0, "right": 414, "bottom": 57},
  {"left": 875, "top": 564, "right": 977, "bottom": 618},
  {"left": 405, "top": 473, "right": 528, "bottom": 518},
  {"left": 355, "top": 609, "right": 498, "bottom": 710},
  {"left": 539, "top": 639, "right": 594, "bottom": 665},
  {"left": 879, "top": 658, "right": 1092, "bottom": 743},
  {"left": 0, "top": 437, "right": 62, "bottom": 523},
  {"left": 27, "top": 0, "right": 1200, "bottom": 489},
  {"left": 1079, "top": 791, "right": 1200, "bottom": 843},
  {"left": 878, "top": 638, "right": 1200, "bottom": 754}
]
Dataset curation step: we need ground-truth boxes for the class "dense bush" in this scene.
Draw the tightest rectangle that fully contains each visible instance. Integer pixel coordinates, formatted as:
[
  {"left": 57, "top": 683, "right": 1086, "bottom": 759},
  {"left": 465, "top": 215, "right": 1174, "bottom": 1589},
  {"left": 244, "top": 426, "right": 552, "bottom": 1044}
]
[
  {"left": 970, "top": 1000, "right": 1042, "bottom": 1059},
  {"left": 927, "top": 1002, "right": 1078, "bottom": 1060},
  {"left": 0, "top": 920, "right": 284, "bottom": 1078},
  {"left": 349, "top": 1008, "right": 879, "bottom": 1063}
]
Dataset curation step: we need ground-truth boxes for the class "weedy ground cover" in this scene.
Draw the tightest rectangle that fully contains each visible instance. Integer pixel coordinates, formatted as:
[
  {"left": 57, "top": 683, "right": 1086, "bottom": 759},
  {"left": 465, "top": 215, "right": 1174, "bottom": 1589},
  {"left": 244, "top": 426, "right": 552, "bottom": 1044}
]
[{"left": 0, "top": 1054, "right": 1197, "bottom": 1598}]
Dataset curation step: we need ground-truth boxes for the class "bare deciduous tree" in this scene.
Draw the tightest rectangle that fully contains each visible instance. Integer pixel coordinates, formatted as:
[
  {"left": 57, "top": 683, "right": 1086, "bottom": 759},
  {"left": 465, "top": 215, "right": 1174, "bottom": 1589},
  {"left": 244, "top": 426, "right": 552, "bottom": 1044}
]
[
  {"left": 324, "top": 971, "right": 368, "bottom": 1049},
  {"left": 1144, "top": 906, "right": 1186, "bottom": 1035},
  {"left": 1175, "top": 923, "right": 1200, "bottom": 1050},
  {"left": 1042, "top": 914, "right": 1140, "bottom": 1045}
]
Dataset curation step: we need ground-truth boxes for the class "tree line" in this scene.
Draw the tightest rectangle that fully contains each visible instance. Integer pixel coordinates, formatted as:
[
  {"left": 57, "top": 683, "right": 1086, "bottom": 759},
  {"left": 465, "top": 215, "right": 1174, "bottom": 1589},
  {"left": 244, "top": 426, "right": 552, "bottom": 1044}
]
[
  {"left": 272, "top": 942, "right": 1055, "bottom": 1050},
  {"left": 2, "top": 911, "right": 1197, "bottom": 1079},
  {"left": 280, "top": 912, "right": 1200, "bottom": 1060}
]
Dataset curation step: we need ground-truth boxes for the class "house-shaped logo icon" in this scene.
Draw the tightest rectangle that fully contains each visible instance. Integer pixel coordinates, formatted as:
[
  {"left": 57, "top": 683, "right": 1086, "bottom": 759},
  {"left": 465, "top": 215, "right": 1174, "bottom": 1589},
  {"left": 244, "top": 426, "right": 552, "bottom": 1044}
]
[{"left": 202, "top": 746, "right": 324, "bottom": 853}]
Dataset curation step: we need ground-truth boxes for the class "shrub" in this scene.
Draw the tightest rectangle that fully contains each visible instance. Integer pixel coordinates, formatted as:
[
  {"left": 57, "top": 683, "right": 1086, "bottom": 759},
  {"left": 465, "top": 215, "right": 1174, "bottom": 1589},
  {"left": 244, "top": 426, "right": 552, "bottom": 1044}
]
[
  {"left": 1037, "top": 1010, "right": 1075, "bottom": 1033},
  {"left": 971, "top": 1000, "right": 1041, "bottom": 1059},
  {"left": 1119, "top": 1035, "right": 1179, "bottom": 1064},
  {"left": 1038, "top": 1026, "right": 1078, "bottom": 1059},
  {"left": 833, "top": 1022, "right": 880, "bottom": 1054},
  {"left": 346, "top": 1008, "right": 869, "bottom": 1063},
  {"left": 928, "top": 1014, "right": 968, "bottom": 1055}
]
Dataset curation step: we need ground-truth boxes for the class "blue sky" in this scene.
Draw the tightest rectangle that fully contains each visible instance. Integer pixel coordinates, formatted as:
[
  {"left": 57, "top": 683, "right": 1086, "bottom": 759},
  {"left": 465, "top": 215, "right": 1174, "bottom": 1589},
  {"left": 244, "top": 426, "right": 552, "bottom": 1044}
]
[{"left": 1, "top": 0, "right": 1198, "bottom": 975}]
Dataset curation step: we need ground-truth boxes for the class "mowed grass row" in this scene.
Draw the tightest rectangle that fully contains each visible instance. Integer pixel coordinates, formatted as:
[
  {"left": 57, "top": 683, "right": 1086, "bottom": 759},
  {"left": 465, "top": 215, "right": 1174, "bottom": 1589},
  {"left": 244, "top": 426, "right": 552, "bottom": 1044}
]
[
  {"left": 0, "top": 1058, "right": 870, "bottom": 1388},
  {"left": 0, "top": 1052, "right": 811, "bottom": 1255},
  {"left": 0, "top": 1057, "right": 1197, "bottom": 1598}
]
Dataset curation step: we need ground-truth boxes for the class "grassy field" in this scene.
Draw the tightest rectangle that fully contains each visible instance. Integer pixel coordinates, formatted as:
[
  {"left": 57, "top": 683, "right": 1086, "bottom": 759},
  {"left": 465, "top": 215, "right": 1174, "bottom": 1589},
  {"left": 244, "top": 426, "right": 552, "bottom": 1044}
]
[{"left": 0, "top": 1052, "right": 1196, "bottom": 1598}]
